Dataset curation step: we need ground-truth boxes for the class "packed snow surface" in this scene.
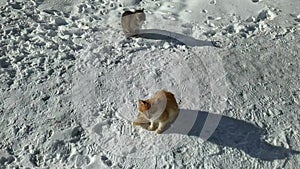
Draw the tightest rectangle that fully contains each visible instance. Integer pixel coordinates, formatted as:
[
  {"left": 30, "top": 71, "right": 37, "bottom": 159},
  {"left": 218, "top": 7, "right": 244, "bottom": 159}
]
[{"left": 0, "top": 0, "right": 299, "bottom": 168}]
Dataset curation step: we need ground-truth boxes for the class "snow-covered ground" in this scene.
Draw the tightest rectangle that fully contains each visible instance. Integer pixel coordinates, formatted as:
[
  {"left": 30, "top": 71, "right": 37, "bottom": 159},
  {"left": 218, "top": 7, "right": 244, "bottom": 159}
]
[{"left": 0, "top": 0, "right": 299, "bottom": 168}]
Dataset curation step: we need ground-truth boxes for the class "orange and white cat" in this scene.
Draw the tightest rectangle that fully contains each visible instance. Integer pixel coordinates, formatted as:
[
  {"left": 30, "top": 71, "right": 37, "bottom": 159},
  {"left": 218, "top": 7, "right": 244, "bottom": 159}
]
[{"left": 134, "top": 90, "right": 179, "bottom": 134}]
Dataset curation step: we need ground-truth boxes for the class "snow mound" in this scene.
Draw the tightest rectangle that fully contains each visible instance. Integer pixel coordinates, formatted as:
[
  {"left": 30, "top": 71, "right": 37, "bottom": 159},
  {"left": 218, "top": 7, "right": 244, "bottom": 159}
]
[{"left": 71, "top": 25, "right": 227, "bottom": 157}]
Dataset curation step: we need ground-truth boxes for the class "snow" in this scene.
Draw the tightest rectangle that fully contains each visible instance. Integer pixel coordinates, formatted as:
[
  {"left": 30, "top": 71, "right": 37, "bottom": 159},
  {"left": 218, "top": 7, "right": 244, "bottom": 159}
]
[{"left": 0, "top": 0, "right": 299, "bottom": 168}]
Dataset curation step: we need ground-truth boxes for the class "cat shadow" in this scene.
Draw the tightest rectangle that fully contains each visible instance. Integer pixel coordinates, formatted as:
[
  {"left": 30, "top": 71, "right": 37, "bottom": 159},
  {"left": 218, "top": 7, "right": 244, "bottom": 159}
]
[
  {"left": 164, "top": 109, "right": 300, "bottom": 161},
  {"left": 133, "top": 29, "right": 221, "bottom": 47}
]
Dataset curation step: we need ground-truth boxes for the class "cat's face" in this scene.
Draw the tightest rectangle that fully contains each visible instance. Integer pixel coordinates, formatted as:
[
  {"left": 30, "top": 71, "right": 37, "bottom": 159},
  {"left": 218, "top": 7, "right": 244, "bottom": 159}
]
[
  {"left": 135, "top": 9, "right": 146, "bottom": 22},
  {"left": 138, "top": 100, "right": 151, "bottom": 118}
]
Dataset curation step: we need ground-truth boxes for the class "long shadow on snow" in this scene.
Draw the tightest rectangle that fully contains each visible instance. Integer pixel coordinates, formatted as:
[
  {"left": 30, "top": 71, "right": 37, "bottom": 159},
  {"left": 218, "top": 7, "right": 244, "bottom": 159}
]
[
  {"left": 134, "top": 29, "right": 221, "bottom": 47},
  {"left": 164, "top": 109, "right": 300, "bottom": 161}
]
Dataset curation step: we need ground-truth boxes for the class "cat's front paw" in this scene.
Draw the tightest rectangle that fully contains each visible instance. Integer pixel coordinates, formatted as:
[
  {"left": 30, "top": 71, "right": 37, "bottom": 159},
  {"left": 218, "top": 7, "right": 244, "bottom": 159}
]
[
  {"left": 148, "top": 125, "right": 156, "bottom": 131},
  {"left": 156, "top": 129, "right": 163, "bottom": 134}
]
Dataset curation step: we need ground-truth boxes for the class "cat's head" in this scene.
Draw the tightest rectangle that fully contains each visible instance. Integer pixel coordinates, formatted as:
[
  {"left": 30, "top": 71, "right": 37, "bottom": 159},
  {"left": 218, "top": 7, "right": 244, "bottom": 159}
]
[
  {"left": 138, "top": 99, "right": 151, "bottom": 118},
  {"left": 134, "top": 8, "right": 146, "bottom": 22}
]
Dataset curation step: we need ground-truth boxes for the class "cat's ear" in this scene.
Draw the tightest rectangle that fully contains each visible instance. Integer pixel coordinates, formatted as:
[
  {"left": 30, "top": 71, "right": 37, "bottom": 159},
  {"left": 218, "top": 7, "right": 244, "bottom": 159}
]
[
  {"left": 139, "top": 99, "right": 146, "bottom": 105},
  {"left": 122, "top": 10, "right": 134, "bottom": 17},
  {"left": 136, "top": 8, "right": 144, "bottom": 13}
]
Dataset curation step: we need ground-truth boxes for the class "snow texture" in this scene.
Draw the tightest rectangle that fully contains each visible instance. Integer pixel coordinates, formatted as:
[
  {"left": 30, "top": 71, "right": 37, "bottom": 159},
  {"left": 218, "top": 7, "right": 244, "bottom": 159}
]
[{"left": 0, "top": 0, "right": 299, "bottom": 168}]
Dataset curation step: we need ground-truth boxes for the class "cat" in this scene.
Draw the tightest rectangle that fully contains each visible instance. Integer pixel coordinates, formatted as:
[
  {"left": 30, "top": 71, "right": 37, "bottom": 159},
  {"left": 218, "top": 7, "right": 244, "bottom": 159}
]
[
  {"left": 121, "top": 9, "right": 146, "bottom": 37},
  {"left": 134, "top": 90, "right": 179, "bottom": 134}
]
